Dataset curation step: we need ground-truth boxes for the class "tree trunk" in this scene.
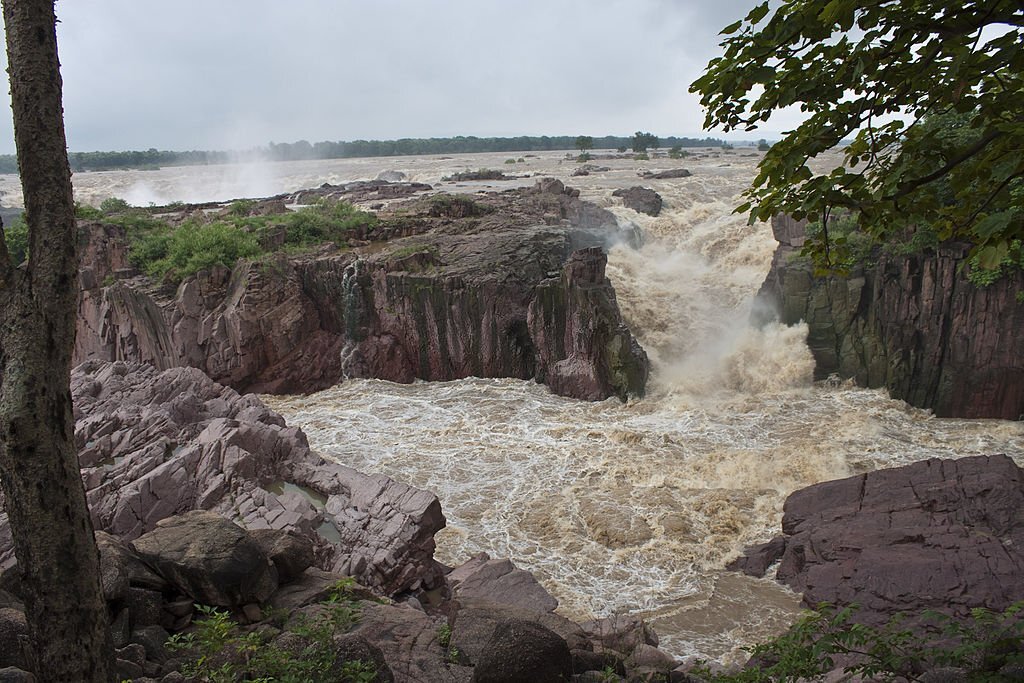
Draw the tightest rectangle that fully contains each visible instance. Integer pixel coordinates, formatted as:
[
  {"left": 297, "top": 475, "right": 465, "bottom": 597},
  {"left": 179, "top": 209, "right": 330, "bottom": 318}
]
[{"left": 0, "top": 0, "right": 113, "bottom": 680}]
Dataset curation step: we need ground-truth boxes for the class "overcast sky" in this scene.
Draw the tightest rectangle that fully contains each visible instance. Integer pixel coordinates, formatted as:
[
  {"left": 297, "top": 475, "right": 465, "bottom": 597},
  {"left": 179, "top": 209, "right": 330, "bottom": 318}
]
[{"left": 0, "top": 0, "right": 789, "bottom": 154}]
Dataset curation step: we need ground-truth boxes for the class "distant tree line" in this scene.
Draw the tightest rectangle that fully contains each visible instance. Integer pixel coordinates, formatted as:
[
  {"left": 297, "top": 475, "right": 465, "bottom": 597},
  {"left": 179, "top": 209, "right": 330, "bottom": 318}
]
[{"left": 0, "top": 134, "right": 730, "bottom": 173}]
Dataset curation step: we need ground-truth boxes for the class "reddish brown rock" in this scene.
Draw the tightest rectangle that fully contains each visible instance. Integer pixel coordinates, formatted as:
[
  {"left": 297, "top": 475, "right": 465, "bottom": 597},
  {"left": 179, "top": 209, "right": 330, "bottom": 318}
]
[
  {"left": 0, "top": 360, "right": 446, "bottom": 597},
  {"left": 528, "top": 247, "right": 649, "bottom": 400},
  {"left": 730, "top": 455, "right": 1024, "bottom": 626},
  {"left": 756, "top": 214, "right": 1024, "bottom": 419},
  {"left": 74, "top": 183, "right": 647, "bottom": 402}
]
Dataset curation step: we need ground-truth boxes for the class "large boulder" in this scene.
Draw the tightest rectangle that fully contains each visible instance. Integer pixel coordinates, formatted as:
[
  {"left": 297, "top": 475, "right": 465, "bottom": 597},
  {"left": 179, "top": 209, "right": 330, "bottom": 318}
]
[
  {"left": 612, "top": 187, "right": 662, "bottom": 216},
  {"left": 131, "top": 511, "right": 278, "bottom": 607},
  {"left": 0, "top": 608, "right": 30, "bottom": 670},
  {"left": 450, "top": 600, "right": 588, "bottom": 667},
  {"left": 471, "top": 618, "right": 573, "bottom": 683},
  {"left": 730, "top": 455, "right": 1024, "bottom": 626},
  {"left": 447, "top": 554, "right": 558, "bottom": 613},
  {"left": 250, "top": 529, "right": 314, "bottom": 584},
  {"left": 351, "top": 602, "right": 473, "bottom": 683}
]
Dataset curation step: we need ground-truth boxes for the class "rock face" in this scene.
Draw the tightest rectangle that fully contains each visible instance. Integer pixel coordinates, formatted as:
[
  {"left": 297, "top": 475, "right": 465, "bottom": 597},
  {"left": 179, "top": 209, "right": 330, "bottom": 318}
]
[
  {"left": 730, "top": 455, "right": 1024, "bottom": 626},
  {"left": 612, "top": 186, "right": 662, "bottom": 216},
  {"left": 639, "top": 168, "right": 692, "bottom": 180},
  {"left": 0, "top": 360, "right": 446, "bottom": 596},
  {"left": 74, "top": 181, "right": 648, "bottom": 402},
  {"left": 528, "top": 247, "right": 649, "bottom": 401},
  {"left": 756, "top": 215, "right": 1024, "bottom": 419},
  {"left": 130, "top": 511, "right": 279, "bottom": 607}
]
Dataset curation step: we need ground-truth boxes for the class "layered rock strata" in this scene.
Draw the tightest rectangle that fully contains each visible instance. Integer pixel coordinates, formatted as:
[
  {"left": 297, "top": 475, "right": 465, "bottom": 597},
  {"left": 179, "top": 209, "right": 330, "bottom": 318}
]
[
  {"left": 0, "top": 360, "right": 445, "bottom": 596},
  {"left": 730, "top": 455, "right": 1024, "bottom": 627},
  {"left": 756, "top": 215, "right": 1024, "bottom": 418},
  {"left": 0, "top": 360, "right": 683, "bottom": 682},
  {"left": 75, "top": 180, "right": 648, "bottom": 401}
]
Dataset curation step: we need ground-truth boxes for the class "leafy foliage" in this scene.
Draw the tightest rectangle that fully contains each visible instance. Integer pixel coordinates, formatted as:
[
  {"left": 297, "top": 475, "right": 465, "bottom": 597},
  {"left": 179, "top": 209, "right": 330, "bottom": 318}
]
[
  {"left": 632, "top": 131, "right": 659, "bottom": 153},
  {"left": 1, "top": 215, "right": 28, "bottom": 265},
  {"left": 166, "top": 582, "right": 376, "bottom": 683},
  {"left": 691, "top": 0, "right": 1024, "bottom": 271},
  {"left": 575, "top": 135, "right": 594, "bottom": 153},
  {"left": 696, "top": 603, "right": 1024, "bottom": 683},
  {"left": 121, "top": 199, "right": 376, "bottom": 282}
]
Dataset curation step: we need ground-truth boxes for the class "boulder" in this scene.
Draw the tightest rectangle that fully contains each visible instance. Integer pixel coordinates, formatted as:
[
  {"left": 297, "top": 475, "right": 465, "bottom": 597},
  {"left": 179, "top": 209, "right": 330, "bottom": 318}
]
[
  {"left": 351, "top": 602, "right": 473, "bottom": 683},
  {"left": 0, "top": 669, "right": 34, "bottom": 683},
  {"left": 451, "top": 600, "right": 588, "bottom": 666},
  {"left": 0, "top": 608, "right": 30, "bottom": 670},
  {"left": 579, "top": 615, "right": 659, "bottom": 656},
  {"left": 612, "top": 187, "right": 663, "bottom": 216},
  {"left": 471, "top": 618, "right": 573, "bottom": 683},
  {"left": 250, "top": 528, "right": 314, "bottom": 584},
  {"left": 328, "top": 633, "right": 394, "bottom": 682},
  {"left": 131, "top": 511, "right": 278, "bottom": 607},
  {"left": 447, "top": 554, "right": 558, "bottom": 613},
  {"left": 731, "top": 455, "right": 1024, "bottom": 626},
  {"left": 639, "top": 168, "right": 692, "bottom": 180}
]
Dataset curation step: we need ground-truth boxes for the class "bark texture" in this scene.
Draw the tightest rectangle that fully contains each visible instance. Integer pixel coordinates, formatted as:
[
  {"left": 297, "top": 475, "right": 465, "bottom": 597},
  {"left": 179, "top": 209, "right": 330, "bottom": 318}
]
[{"left": 0, "top": 0, "right": 113, "bottom": 679}]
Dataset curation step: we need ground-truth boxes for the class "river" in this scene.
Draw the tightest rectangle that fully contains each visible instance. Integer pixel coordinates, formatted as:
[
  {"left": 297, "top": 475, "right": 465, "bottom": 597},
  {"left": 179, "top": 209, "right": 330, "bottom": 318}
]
[{"left": 7, "top": 149, "right": 1021, "bottom": 663}]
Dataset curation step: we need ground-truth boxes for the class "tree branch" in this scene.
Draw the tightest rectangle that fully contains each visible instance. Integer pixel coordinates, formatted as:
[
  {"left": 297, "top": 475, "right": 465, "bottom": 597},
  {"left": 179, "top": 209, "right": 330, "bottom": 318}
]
[{"left": 884, "top": 130, "right": 1001, "bottom": 200}]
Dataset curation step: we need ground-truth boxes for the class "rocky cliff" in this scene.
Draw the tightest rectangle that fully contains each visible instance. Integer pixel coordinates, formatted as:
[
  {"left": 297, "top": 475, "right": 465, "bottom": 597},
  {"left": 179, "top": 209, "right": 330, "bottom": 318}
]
[
  {"left": 0, "top": 362, "right": 687, "bottom": 682},
  {"left": 74, "top": 180, "right": 648, "bottom": 401},
  {"left": 730, "top": 454, "right": 1024, "bottom": 629},
  {"left": 756, "top": 215, "right": 1024, "bottom": 419}
]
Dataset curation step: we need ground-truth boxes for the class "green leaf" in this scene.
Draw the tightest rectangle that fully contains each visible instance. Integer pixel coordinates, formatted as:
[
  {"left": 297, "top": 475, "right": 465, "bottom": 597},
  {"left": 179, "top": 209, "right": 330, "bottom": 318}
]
[
  {"left": 747, "top": 2, "right": 769, "bottom": 25},
  {"left": 721, "top": 19, "right": 743, "bottom": 35}
]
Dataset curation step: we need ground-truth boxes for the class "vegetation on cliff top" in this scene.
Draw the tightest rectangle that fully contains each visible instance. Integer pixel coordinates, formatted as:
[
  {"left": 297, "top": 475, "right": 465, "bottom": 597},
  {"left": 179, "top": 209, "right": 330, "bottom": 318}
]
[
  {"left": 692, "top": 0, "right": 1023, "bottom": 274},
  {"left": 92, "top": 198, "right": 377, "bottom": 282}
]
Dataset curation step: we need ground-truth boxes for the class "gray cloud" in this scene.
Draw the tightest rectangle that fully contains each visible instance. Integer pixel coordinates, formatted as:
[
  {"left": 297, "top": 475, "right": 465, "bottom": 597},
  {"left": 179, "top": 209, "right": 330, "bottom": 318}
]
[{"left": 0, "top": 0, "right": 790, "bottom": 154}]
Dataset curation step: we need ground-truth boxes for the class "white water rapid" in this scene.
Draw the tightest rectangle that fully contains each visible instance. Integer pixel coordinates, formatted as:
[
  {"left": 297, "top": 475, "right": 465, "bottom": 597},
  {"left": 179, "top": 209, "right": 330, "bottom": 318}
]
[{"left": 9, "top": 149, "right": 1020, "bottom": 663}]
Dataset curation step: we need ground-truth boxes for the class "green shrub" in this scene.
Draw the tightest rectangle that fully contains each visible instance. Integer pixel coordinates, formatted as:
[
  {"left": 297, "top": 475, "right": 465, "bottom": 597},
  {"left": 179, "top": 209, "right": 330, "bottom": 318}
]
[
  {"left": 2, "top": 215, "right": 28, "bottom": 265},
  {"left": 141, "top": 220, "right": 260, "bottom": 280},
  {"left": 270, "top": 199, "right": 376, "bottom": 248},
  {"left": 576, "top": 152, "right": 592, "bottom": 162},
  {"left": 695, "top": 603, "right": 1024, "bottom": 683},
  {"left": 123, "top": 199, "right": 376, "bottom": 282},
  {"left": 99, "top": 197, "right": 132, "bottom": 215},
  {"left": 966, "top": 239, "right": 1022, "bottom": 288},
  {"left": 438, "top": 623, "right": 452, "bottom": 648},
  {"left": 634, "top": 152, "right": 649, "bottom": 161},
  {"left": 167, "top": 587, "right": 375, "bottom": 683},
  {"left": 75, "top": 202, "right": 104, "bottom": 220}
]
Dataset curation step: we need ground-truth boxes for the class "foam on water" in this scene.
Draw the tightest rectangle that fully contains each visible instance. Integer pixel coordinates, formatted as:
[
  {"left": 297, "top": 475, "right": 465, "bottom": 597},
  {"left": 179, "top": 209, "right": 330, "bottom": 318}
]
[{"left": 11, "top": 149, "right": 1018, "bottom": 661}]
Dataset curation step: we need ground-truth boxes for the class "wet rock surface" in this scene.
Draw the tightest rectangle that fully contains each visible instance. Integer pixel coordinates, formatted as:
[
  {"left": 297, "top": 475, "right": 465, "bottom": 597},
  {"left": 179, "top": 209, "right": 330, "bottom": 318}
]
[
  {"left": 0, "top": 359, "right": 682, "bottom": 681},
  {"left": 730, "top": 455, "right": 1024, "bottom": 626},
  {"left": 528, "top": 247, "right": 649, "bottom": 400},
  {"left": 0, "top": 360, "right": 447, "bottom": 597},
  {"left": 74, "top": 179, "right": 647, "bottom": 402},
  {"left": 756, "top": 214, "right": 1024, "bottom": 419},
  {"left": 612, "top": 186, "right": 663, "bottom": 216}
]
